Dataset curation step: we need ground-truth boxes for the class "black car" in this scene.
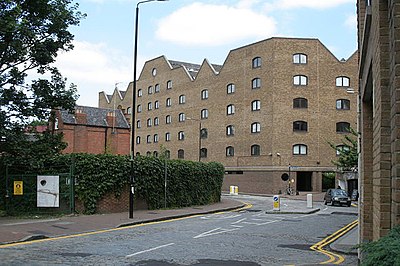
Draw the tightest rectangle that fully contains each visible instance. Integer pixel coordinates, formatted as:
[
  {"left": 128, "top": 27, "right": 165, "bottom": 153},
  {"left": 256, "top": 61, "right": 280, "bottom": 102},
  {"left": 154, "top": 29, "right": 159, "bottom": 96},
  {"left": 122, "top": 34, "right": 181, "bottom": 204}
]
[{"left": 324, "top": 189, "right": 351, "bottom": 207}]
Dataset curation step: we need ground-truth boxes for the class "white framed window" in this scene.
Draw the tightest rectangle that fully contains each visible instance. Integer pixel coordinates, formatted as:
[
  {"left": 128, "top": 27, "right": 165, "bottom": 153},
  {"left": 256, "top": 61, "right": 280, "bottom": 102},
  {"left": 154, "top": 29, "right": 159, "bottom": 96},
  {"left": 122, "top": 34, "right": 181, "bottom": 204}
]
[
  {"left": 179, "top": 95, "right": 186, "bottom": 104},
  {"left": 251, "top": 144, "right": 261, "bottom": 156},
  {"left": 201, "top": 89, "right": 208, "bottom": 100},
  {"left": 166, "top": 115, "right": 171, "bottom": 124},
  {"left": 227, "top": 83, "right": 235, "bottom": 94},
  {"left": 201, "top": 109, "right": 208, "bottom": 119},
  {"left": 179, "top": 113, "right": 185, "bottom": 122},
  {"left": 251, "top": 100, "right": 261, "bottom": 111},
  {"left": 167, "top": 80, "right": 172, "bottom": 90},
  {"left": 252, "top": 57, "right": 261, "bottom": 68},
  {"left": 178, "top": 131, "right": 185, "bottom": 140},
  {"left": 252, "top": 78, "right": 261, "bottom": 89},
  {"left": 147, "top": 102, "right": 152, "bottom": 111},
  {"left": 227, "top": 104, "right": 235, "bottom": 115},
  {"left": 138, "top": 89, "right": 143, "bottom": 97},
  {"left": 148, "top": 86, "right": 153, "bottom": 94},
  {"left": 251, "top": 122, "right": 261, "bottom": 133},
  {"left": 155, "top": 84, "right": 160, "bottom": 93},
  {"left": 147, "top": 118, "right": 152, "bottom": 127},
  {"left": 154, "top": 134, "right": 159, "bottom": 143},
  {"left": 153, "top": 151, "right": 158, "bottom": 157},
  {"left": 137, "top": 105, "right": 142, "bottom": 113},
  {"left": 166, "top": 98, "right": 171, "bottom": 107},
  {"left": 155, "top": 100, "right": 159, "bottom": 109},
  {"left": 226, "top": 125, "right": 235, "bottom": 136},
  {"left": 127, "top": 107, "right": 132, "bottom": 114},
  {"left": 293, "top": 53, "right": 307, "bottom": 64},
  {"left": 154, "top": 117, "right": 159, "bottom": 126},
  {"left": 293, "top": 144, "right": 307, "bottom": 155},
  {"left": 146, "top": 151, "right": 151, "bottom": 156},
  {"left": 293, "top": 75, "right": 308, "bottom": 86},
  {"left": 165, "top": 132, "right": 171, "bottom": 142},
  {"left": 136, "top": 136, "right": 141, "bottom": 144},
  {"left": 336, "top": 99, "right": 350, "bottom": 110},
  {"left": 146, "top": 135, "right": 152, "bottom": 143},
  {"left": 336, "top": 76, "right": 350, "bottom": 87},
  {"left": 136, "top": 120, "right": 141, "bottom": 128},
  {"left": 226, "top": 146, "right": 234, "bottom": 157}
]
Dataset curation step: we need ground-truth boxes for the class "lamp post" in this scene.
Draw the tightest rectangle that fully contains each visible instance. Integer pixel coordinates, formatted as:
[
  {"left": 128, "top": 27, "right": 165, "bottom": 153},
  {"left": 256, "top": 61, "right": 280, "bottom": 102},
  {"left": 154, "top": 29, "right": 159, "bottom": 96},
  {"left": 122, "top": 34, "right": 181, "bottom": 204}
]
[
  {"left": 129, "top": 0, "right": 168, "bottom": 219},
  {"left": 187, "top": 117, "right": 202, "bottom": 162}
]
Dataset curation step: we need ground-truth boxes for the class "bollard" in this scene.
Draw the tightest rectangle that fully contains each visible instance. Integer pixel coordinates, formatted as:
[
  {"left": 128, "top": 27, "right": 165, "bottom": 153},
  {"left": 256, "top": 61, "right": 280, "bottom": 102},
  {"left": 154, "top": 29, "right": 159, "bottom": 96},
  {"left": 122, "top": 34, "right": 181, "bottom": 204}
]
[
  {"left": 273, "top": 195, "right": 280, "bottom": 211},
  {"left": 230, "top": 186, "right": 239, "bottom": 195},
  {"left": 307, "top": 193, "right": 313, "bottom": 208}
]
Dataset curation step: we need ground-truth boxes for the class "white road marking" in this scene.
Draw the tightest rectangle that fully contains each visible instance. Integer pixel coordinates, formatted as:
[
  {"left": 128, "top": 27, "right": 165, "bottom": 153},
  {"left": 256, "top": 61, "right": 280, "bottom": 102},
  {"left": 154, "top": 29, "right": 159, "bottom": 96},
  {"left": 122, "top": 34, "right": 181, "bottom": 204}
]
[
  {"left": 126, "top": 243, "right": 175, "bottom": 258},
  {"left": 193, "top": 227, "right": 239, "bottom": 239},
  {"left": 201, "top": 214, "right": 242, "bottom": 220},
  {"left": 231, "top": 218, "right": 247, "bottom": 224}
]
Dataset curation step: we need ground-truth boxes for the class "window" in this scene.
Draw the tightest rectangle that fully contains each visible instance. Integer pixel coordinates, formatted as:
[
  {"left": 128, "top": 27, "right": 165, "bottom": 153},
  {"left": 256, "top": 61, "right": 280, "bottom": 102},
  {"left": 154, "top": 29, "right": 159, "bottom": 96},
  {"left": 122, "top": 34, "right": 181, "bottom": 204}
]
[
  {"left": 336, "top": 99, "right": 350, "bottom": 110},
  {"left": 167, "top": 80, "right": 172, "bottom": 90},
  {"left": 166, "top": 115, "right": 171, "bottom": 124},
  {"left": 251, "top": 145, "right": 261, "bottom": 156},
  {"left": 136, "top": 120, "right": 141, "bottom": 128},
  {"left": 293, "top": 121, "right": 308, "bottom": 132},
  {"left": 251, "top": 122, "right": 261, "bottom": 133},
  {"left": 178, "top": 149, "right": 184, "bottom": 159},
  {"left": 227, "top": 83, "right": 235, "bottom": 94},
  {"left": 178, "top": 131, "right": 185, "bottom": 140},
  {"left": 226, "top": 146, "right": 234, "bottom": 157},
  {"left": 201, "top": 89, "right": 208, "bottom": 100},
  {"left": 201, "top": 109, "right": 208, "bottom": 119},
  {"left": 136, "top": 136, "right": 141, "bottom": 144},
  {"left": 226, "top": 125, "right": 235, "bottom": 136},
  {"left": 293, "top": 144, "right": 307, "bottom": 155},
  {"left": 138, "top": 89, "right": 143, "bottom": 97},
  {"left": 336, "top": 145, "right": 350, "bottom": 156},
  {"left": 179, "top": 95, "right": 186, "bottom": 104},
  {"left": 293, "top": 53, "right": 307, "bottom": 64},
  {"left": 200, "top": 148, "right": 207, "bottom": 158},
  {"left": 252, "top": 78, "right": 261, "bottom": 89},
  {"left": 154, "top": 117, "right": 159, "bottom": 126},
  {"left": 293, "top": 75, "right": 308, "bottom": 86},
  {"left": 165, "top": 132, "right": 171, "bottom": 142},
  {"left": 252, "top": 57, "right": 261, "bottom": 68},
  {"left": 293, "top": 98, "right": 308, "bottom": 108},
  {"left": 153, "top": 151, "right": 158, "bottom": 157},
  {"left": 155, "top": 101, "right": 159, "bottom": 109},
  {"left": 227, "top": 104, "right": 235, "bottom": 115},
  {"left": 147, "top": 118, "right": 152, "bottom": 127},
  {"left": 336, "top": 76, "right": 350, "bottom": 87},
  {"left": 148, "top": 86, "right": 153, "bottom": 94},
  {"left": 146, "top": 151, "right": 151, "bottom": 156},
  {"left": 127, "top": 107, "right": 132, "bottom": 114},
  {"left": 251, "top": 100, "right": 261, "bottom": 111},
  {"left": 200, "top": 128, "right": 208, "bottom": 139},
  {"left": 146, "top": 135, "right": 151, "bottom": 143},
  {"left": 155, "top": 84, "right": 160, "bottom": 93},
  {"left": 336, "top": 122, "right": 350, "bottom": 133},
  {"left": 154, "top": 134, "right": 159, "bottom": 143},
  {"left": 147, "top": 102, "right": 152, "bottom": 111},
  {"left": 166, "top": 98, "right": 171, "bottom": 107},
  {"left": 179, "top": 113, "right": 185, "bottom": 122},
  {"left": 165, "top": 150, "right": 171, "bottom": 159},
  {"left": 137, "top": 105, "right": 142, "bottom": 113}
]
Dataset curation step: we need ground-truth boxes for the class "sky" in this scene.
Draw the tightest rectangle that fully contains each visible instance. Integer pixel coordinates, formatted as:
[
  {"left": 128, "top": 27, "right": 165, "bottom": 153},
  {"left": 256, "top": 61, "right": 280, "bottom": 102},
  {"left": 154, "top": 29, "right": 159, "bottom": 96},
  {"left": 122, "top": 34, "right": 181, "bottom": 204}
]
[{"left": 54, "top": 0, "right": 358, "bottom": 107}]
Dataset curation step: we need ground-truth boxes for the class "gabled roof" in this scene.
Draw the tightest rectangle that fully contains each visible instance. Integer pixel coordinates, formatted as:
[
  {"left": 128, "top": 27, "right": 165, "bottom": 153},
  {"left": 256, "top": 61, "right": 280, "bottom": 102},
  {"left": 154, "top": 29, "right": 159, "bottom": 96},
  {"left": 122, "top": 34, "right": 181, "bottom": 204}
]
[
  {"left": 168, "top": 60, "right": 223, "bottom": 79},
  {"left": 60, "top": 106, "right": 130, "bottom": 129}
]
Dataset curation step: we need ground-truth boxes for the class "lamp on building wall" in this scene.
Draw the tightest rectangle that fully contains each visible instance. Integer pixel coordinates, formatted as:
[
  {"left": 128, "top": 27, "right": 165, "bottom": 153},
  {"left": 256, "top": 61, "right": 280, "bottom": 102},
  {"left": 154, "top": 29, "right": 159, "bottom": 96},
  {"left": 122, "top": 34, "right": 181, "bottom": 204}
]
[
  {"left": 186, "top": 117, "right": 202, "bottom": 162},
  {"left": 129, "top": 0, "right": 168, "bottom": 219}
]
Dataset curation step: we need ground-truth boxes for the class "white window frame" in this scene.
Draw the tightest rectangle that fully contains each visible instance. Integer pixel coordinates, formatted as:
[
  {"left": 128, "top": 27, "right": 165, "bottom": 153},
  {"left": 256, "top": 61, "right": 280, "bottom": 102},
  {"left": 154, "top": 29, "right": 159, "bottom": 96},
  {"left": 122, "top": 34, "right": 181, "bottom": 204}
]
[
  {"left": 251, "top": 100, "right": 261, "bottom": 111},
  {"left": 251, "top": 122, "right": 261, "bottom": 133},
  {"left": 252, "top": 78, "right": 261, "bottom": 89},
  {"left": 293, "top": 53, "right": 307, "bottom": 64},
  {"left": 293, "top": 75, "right": 308, "bottom": 86},
  {"left": 293, "top": 144, "right": 307, "bottom": 155},
  {"left": 227, "top": 104, "right": 235, "bottom": 115}
]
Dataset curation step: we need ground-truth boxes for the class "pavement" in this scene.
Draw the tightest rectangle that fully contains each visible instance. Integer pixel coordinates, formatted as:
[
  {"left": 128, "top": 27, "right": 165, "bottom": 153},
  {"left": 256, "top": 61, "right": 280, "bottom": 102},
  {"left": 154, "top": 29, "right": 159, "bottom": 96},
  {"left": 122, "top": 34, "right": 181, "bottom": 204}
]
[{"left": 0, "top": 193, "right": 359, "bottom": 256}]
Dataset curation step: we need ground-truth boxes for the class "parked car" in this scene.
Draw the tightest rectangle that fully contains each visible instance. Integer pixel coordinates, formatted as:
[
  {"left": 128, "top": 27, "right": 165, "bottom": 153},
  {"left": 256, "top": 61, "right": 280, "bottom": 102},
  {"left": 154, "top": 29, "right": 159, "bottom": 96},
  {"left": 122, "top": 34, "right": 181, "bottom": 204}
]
[{"left": 324, "top": 189, "right": 351, "bottom": 207}]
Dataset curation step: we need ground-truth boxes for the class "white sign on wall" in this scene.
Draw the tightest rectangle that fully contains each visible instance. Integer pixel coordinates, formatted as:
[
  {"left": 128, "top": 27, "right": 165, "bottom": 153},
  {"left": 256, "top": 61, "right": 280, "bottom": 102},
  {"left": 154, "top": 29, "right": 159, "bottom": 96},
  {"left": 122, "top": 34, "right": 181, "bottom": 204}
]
[{"left": 37, "top": 175, "right": 59, "bottom": 207}]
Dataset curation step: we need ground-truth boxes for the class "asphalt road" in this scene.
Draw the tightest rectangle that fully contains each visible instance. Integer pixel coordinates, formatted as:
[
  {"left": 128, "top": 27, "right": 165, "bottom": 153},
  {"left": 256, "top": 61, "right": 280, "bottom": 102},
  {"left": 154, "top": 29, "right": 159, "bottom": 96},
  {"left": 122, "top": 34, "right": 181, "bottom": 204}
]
[{"left": 0, "top": 195, "right": 358, "bottom": 265}]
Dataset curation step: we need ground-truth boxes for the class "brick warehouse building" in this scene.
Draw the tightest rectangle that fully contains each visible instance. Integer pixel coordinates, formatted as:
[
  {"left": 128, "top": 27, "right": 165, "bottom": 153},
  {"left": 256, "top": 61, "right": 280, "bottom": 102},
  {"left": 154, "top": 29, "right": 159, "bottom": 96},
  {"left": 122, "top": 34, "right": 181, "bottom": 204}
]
[
  {"left": 99, "top": 37, "right": 358, "bottom": 195},
  {"left": 54, "top": 106, "right": 130, "bottom": 154},
  {"left": 357, "top": 0, "right": 400, "bottom": 243}
]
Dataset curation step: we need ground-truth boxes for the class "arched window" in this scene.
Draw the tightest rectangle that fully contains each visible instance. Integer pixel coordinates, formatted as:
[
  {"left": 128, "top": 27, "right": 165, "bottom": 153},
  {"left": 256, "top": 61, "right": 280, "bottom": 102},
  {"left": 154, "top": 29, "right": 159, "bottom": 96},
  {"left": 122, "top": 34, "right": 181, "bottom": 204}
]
[
  {"left": 293, "top": 98, "right": 308, "bottom": 108},
  {"left": 154, "top": 117, "right": 159, "bottom": 126},
  {"left": 252, "top": 78, "right": 261, "bottom": 89},
  {"left": 153, "top": 151, "right": 158, "bottom": 157},
  {"left": 336, "top": 76, "right": 350, "bottom": 87},
  {"left": 127, "top": 107, "right": 132, "bottom": 114},
  {"left": 155, "top": 84, "right": 160, "bottom": 93},
  {"left": 293, "top": 144, "right": 307, "bottom": 155},
  {"left": 136, "top": 136, "right": 141, "bottom": 144},
  {"left": 336, "top": 99, "right": 350, "bottom": 110},
  {"left": 226, "top": 146, "right": 235, "bottom": 157},
  {"left": 226, "top": 125, "right": 235, "bottom": 136},
  {"left": 251, "top": 122, "right": 261, "bottom": 133},
  {"left": 227, "top": 83, "right": 235, "bottom": 94},
  {"left": 178, "top": 149, "right": 184, "bottom": 159},
  {"left": 165, "top": 150, "right": 171, "bottom": 159},
  {"left": 227, "top": 104, "right": 235, "bottom": 115},
  {"left": 201, "top": 89, "right": 208, "bottom": 100},
  {"left": 178, "top": 131, "right": 185, "bottom": 140},
  {"left": 200, "top": 148, "right": 207, "bottom": 158},
  {"left": 336, "top": 122, "right": 350, "bottom": 133},
  {"left": 166, "top": 115, "right": 172, "bottom": 124},
  {"left": 293, "top": 75, "right": 308, "bottom": 86},
  {"left": 146, "top": 151, "right": 151, "bottom": 156},
  {"left": 153, "top": 134, "right": 159, "bottom": 143},
  {"left": 251, "top": 144, "right": 261, "bottom": 156},
  {"left": 336, "top": 145, "right": 350, "bottom": 156},
  {"left": 252, "top": 57, "right": 261, "bottom": 68},
  {"left": 251, "top": 100, "right": 261, "bottom": 111},
  {"left": 178, "top": 113, "right": 185, "bottom": 122},
  {"left": 165, "top": 132, "right": 171, "bottom": 141},
  {"left": 293, "top": 121, "right": 308, "bottom": 132},
  {"left": 146, "top": 135, "right": 151, "bottom": 143},
  {"left": 148, "top": 86, "right": 153, "bottom": 94},
  {"left": 179, "top": 95, "right": 186, "bottom": 104},
  {"left": 166, "top": 98, "right": 171, "bottom": 107},
  {"left": 200, "top": 128, "right": 208, "bottom": 139},
  {"left": 167, "top": 80, "right": 172, "bottom": 90},
  {"left": 155, "top": 100, "right": 159, "bottom": 109},
  {"left": 147, "top": 102, "right": 152, "bottom": 111},
  {"left": 138, "top": 89, "right": 143, "bottom": 97},
  {"left": 293, "top": 53, "right": 307, "bottom": 64},
  {"left": 147, "top": 118, "right": 152, "bottom": 127},
  {"left": 201, "top": 109, "right": 209, "bottom": 119},
  {"left": 137, "top": 105, "right": 142, "bottom": 113},
  {"left": 136, "top": 120, "right": 141, "bottom": 128}
]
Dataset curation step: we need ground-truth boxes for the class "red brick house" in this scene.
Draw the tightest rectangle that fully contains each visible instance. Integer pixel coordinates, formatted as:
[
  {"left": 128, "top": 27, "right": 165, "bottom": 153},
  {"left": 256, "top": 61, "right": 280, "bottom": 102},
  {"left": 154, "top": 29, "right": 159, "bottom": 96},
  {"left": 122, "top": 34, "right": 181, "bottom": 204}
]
[{"left": 54, "top": 106, "right": 130, "bottom": 155}]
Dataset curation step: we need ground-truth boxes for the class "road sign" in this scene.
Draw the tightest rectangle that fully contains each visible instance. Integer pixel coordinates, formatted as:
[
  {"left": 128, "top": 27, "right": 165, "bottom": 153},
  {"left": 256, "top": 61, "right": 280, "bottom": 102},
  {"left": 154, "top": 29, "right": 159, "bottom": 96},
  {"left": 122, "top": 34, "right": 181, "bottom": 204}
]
[
  {"left": 13, "top": 181, "right": 23, "bottom": 195},
  {"left": 273, "top": 195, "right": 280, "bottom": 211}
]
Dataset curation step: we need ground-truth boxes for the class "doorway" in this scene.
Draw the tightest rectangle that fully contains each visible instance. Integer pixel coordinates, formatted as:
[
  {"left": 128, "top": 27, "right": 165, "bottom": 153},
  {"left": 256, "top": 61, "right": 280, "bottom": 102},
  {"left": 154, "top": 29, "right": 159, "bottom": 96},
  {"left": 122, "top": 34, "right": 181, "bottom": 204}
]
[{"left": 296, "top": 171, "right": 313, "bottom": 191}]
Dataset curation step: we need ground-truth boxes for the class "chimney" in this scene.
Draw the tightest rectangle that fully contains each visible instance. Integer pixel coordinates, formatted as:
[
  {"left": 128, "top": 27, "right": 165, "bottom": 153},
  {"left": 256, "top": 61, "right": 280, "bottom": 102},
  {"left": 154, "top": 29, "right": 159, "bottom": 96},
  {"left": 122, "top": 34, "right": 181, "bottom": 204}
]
[
  {"left": 106, "top": 111, "right": 116, "bottom": 132},
  {"left": 75, "top": 108, "right": 87, "bottom": 124}
]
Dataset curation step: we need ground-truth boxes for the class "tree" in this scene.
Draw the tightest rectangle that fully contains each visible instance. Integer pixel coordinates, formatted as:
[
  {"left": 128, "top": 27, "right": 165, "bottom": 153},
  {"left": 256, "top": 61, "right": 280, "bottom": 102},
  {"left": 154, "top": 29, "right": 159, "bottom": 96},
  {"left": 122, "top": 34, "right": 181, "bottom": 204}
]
[
  {"left": 0, "top": 0, "right": 85, "bottom": 157},
  {"left": 329, "top": 127, "right": 358, "bottom": 171}
]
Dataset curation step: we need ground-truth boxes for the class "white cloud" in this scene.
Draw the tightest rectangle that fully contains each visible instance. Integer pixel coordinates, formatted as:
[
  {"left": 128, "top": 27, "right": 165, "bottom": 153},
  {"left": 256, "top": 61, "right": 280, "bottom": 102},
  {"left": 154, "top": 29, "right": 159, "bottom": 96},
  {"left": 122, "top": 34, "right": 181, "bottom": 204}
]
[
  {"left": 344, "top": 14, "right": 357, "bottom": 30},
  {"left": 155, "top": 2, "right": 276, "bottom": 47},
  {"left": 265, "top": 0, "right": 355, "bottom": 10},
  {"left": 55, "top": 41, "right": 132, "bottom": 107}
]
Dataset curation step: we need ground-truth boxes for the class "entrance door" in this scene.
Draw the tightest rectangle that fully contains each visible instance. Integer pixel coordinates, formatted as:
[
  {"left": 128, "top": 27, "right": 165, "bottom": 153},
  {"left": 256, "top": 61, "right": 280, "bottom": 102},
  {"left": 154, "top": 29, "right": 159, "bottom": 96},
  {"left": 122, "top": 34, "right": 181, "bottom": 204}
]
[{"left": 297, "top": 171, "right": 313, "bottom": 191}]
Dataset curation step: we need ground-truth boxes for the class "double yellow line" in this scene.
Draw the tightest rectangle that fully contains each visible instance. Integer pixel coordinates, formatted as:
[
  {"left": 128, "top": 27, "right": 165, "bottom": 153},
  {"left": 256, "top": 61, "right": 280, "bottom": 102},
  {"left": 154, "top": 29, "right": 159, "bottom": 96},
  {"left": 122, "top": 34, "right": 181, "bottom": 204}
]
[{"left": 310, "top": 219, "right": 358, "bottom": 264}]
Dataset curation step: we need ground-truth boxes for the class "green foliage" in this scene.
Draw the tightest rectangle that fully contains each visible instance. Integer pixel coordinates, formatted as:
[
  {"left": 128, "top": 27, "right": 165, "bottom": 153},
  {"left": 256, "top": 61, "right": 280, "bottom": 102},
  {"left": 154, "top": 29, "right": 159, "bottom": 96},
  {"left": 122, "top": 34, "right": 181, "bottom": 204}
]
[
  {"left": 0, "top": 0, "right": 85, "bottom": 155},
  {"left": 361, "top": 225, "right": 400, "bottom": 266},
  {"left": 329, "top": 127, "right": 358, "bottom": 171}
]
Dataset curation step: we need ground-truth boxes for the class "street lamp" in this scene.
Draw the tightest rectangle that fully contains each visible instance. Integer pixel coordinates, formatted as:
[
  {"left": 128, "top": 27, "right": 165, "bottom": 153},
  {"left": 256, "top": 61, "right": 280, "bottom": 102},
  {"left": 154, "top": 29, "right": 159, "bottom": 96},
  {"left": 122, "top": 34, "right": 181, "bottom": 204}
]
[
  {"left": 129, "top": 0, "right": 168, "bottom": 219},
  {"left": 186, "top": 117, "right": 202, "bottom": 162}
]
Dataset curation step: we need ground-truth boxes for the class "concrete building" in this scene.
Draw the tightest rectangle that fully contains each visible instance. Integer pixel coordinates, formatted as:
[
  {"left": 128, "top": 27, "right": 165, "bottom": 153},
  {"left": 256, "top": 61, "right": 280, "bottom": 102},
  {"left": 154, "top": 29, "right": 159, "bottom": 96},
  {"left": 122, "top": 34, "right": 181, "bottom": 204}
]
[
  {"left": 99, "top": 37, "right": 358, "bottom": 195},
  {"left": 357, "top": 0, "right": 400, "bottom": 242}
]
